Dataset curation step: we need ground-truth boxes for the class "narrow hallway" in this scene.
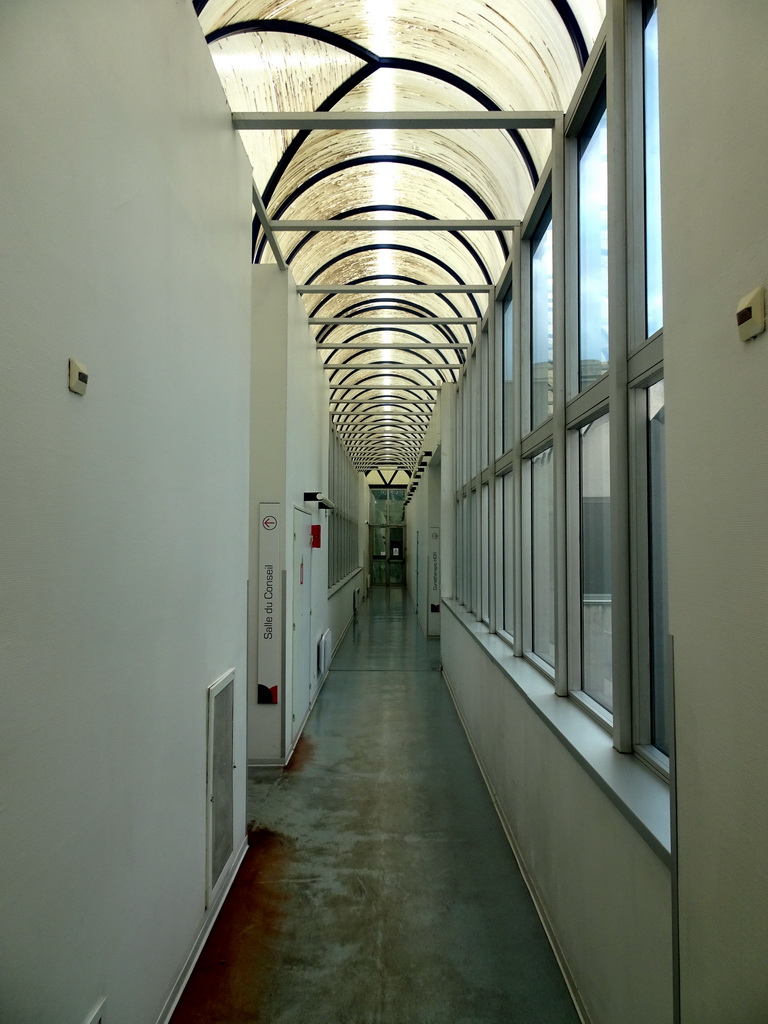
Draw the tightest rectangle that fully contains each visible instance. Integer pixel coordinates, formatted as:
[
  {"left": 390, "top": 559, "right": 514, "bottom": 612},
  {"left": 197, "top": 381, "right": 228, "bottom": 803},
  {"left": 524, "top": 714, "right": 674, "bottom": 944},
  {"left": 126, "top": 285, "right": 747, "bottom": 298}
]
[{"left": 171, "top": 589, "right": 580, "bottom": 1024}]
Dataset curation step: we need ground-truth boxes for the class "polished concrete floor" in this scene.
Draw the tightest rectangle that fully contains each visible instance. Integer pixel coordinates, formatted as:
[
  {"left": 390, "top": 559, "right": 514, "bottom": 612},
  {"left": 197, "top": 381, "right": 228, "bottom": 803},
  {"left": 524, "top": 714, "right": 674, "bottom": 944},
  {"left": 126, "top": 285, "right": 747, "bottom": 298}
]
[{"left": 172, "top": 588, "right": 579, "bottom": 1024}]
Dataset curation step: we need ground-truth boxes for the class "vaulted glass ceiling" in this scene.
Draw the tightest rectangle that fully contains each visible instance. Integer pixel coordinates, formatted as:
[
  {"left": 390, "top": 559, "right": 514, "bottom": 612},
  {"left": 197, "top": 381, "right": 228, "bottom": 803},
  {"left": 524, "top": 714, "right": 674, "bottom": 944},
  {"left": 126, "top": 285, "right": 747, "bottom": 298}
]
[{"left": 197, "top": 0, "right": 605, "bottom": 471}]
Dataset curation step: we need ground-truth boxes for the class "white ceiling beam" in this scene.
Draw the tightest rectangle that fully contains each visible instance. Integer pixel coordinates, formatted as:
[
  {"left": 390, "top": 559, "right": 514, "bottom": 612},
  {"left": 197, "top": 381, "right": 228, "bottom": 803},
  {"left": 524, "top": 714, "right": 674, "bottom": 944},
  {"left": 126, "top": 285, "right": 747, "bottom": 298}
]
[
  {"left": 273, "top": 219, "right": 518, "bottom": 232},
  {"left": 344, "top": 436, "right": 422, "bottom": 445},
  {"left": 318, "top": 342, "right": 470, "bottom": 350},
  {"left": 333, "top": 405, "right": 432, "bottom": 411},
  {"left": 251, "top": 185, "right": 286, "bottom": 271},
  {"left": 233, "top": 110, "right": 561, "bottom": 131},
  {"left": 330, "top": 384, "right": 441, "bottom": 391},
  {"left": 345, "top": 446, "right": 423, "bottom": 454},
  {"left": 337, "top": 435, "right": 427, "bottom": 443},
  {"left": 346, "top": 446, "right": 422, "bottom": 456},
  {"left": 333, "top": 414, "right": 430, "bottom": 421},
  {"left": 312, "top": 317, "right": 476, "bottom": 326},
  {"left": 324, "top": 362, "right": 457, "bottom": 374},
  {"left": 330, "top": 405, "right": 435, "bottom": 411},
  {"left": 299, "top": 284, "right": 490, "bottom": 294},
  {"left": 334, "top": 413, "right": 430, "bottom": 421},
  {"left": 346, "top": 437, "right": 419, "bottom": 444},
  {"left": 335, "top": 422, "right": 427, "bottom": 431},
  {"left": 329, "top": 397, "right": 435, "bottom": 403}
]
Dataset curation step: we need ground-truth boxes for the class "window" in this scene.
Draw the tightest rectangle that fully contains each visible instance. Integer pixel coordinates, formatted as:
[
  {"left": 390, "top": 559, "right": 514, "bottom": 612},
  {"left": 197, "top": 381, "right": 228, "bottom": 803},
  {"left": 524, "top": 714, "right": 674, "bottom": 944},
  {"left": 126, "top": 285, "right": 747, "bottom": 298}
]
[
  {"left": 449, "top": 6, "right": 668, "bottom": 775},
  {"left": 480, "top": 332, "right": 490, "bottom": 469},
  {"left": 481, "top": 482, "right": 490, "bottom": 623},
  {"left": 470, "top": 486, "right": 480, "bottom": 614},
  {"left": 578, "top": 92, "right": 609, "bottom": 389},
  {"left": 530, "top": 206, "right": 554, "bottom": 429},
  {"left": 530, "top": 448, "right": 555, "bottom": 669},
  {"left": 470, "top": 351, "right": 479, "bottom": 479},
  {"left": 643, "top": 1, "right": 663, "bottom": 337},
  {"left": 647, "top": 380, "right": 668, "bottom": 752},
  {"left": 501, "top": 471, "right": 515, "bottom": 638},
  {"left": 578, "top": 414, "right": 612, "bottom": 711},
  {"left": 502, "top": 292, "right": 515, "bottom": 451},
  {"left": 328, "top": 429, "right": 358, "bottom": 587},
  {"left": 455, "top": 498, "right": 465, "bottom": 604},
  {"left": 464, "top": 493, "right": 472, "bottom": 607}
]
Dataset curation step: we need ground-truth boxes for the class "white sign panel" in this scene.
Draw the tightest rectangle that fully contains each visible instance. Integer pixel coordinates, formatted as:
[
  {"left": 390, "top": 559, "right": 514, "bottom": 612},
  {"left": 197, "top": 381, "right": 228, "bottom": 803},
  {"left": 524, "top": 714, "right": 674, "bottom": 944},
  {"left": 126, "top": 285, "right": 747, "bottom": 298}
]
[
  {"left": 428, "top": 526, "right": 441, "bottom": 636},
  {"left": 257, "top": 503, "right": 283, "bottom": 706}
]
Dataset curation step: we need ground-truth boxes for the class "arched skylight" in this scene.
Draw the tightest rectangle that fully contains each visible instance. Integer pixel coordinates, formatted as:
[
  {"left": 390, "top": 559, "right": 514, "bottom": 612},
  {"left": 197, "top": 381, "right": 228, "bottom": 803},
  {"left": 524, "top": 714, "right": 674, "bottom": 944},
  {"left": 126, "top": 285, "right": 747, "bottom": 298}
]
[{"left": 199, "top": 0, "right": 605, "bottom": 469}]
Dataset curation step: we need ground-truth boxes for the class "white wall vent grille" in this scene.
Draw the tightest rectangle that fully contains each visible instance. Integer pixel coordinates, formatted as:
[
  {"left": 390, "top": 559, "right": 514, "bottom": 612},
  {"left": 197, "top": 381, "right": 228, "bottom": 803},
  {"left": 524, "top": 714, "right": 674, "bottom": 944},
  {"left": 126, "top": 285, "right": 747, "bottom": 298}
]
[{"left": 207, "top": 669, "right": 235, "bottom": 907}]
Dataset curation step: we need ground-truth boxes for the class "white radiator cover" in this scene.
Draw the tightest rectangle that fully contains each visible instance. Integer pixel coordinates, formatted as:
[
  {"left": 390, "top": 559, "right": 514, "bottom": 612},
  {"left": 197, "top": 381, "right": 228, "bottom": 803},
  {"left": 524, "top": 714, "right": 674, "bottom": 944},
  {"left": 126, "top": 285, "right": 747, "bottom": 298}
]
[{"left": 318, "top": 628, "right": 333, "bottom": 676}]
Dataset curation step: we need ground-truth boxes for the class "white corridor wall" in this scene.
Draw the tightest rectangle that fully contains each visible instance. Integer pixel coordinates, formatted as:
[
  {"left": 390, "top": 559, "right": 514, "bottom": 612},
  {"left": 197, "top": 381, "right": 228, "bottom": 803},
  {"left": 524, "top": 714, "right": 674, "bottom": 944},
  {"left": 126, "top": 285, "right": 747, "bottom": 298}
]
[
  {"left": 661, "top": 1, "right": 768, "bottom": 1019},
  {"left": 0, "top": 3, "right": 252, "bottom": 1023}
]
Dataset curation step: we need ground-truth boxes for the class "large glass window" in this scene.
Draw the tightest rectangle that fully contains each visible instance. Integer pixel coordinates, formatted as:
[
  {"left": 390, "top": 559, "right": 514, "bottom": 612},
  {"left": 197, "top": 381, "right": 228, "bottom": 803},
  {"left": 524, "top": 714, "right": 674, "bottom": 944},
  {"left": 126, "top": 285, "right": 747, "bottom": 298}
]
[
  {"left": 502, "top": 471, "right": 515, "bottom": 638},
  {"left": 578, "top": 94, "right": 609, "bottom": 389},
  {"left": 647, "top": 380, "right": 667, "bottom": 752},
  {"left": 470, "top": 487, "right": 479, "bottom": 613},
  {"left": 461, "top": 494, "right": 471, "bottom": 606},
  {"left": 450, "top": 21, "right": 667, "bottom": 771},
  {"left": 328, "top": 428, "right": 359, "bottom": 587},
  {"left": 481, "top": 482, "right": 490, "bottom": 622},
  {"left": 579, "top": 414, "right": 612, "bottom": 710},
  {"left": 480, "top": 334, "right": 490, "bottom": 469},
  {"left": 644, "top": 2, "right": 663, "bottom": 337},
  {"left": 502, "top": 292, "right": 515, "bottom": 451},
  {"left": 455, "top": 498, "right": 464, "bottom": 603},
  {"left": 470, "top": 351, "right": 479, "bottom": 479},
  {"left": 531, "top": 448, "right": 555, "bottom": 668},
  {"left": 531, "top": 207, "right": 554, "bottom": 429},
  {"left": 369, "top": 487, "right": 404, "bottom": 525}
]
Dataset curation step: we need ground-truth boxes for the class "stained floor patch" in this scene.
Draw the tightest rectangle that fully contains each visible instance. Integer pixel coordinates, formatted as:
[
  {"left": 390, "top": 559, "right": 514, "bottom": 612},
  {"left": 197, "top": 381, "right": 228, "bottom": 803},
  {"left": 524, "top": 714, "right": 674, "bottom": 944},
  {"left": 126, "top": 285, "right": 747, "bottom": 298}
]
[{"left": 169, "top": 828, "right": 294, "bottom": 1024}]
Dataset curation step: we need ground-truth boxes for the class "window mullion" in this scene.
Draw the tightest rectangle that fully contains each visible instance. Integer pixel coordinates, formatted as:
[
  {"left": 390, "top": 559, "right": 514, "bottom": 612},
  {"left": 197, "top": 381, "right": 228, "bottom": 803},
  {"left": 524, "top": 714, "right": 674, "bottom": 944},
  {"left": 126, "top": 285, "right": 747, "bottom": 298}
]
[
  {"left": 551, "top": 117, "right": 568, "bottom": 697},
  {"left": 607, "top": 0, "right": 633, "bottom": 752},
  {"left": 487, "top": 311, "right": 498, "bottom": 634},
  {"left": 512, "top": 227, "right": 525, "bottom": 656}
]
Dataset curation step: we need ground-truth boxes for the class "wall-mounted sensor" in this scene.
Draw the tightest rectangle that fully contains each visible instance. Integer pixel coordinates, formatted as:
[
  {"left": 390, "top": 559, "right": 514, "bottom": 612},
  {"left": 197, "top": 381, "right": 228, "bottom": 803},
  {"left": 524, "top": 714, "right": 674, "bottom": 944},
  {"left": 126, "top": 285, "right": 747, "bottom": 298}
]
[
  {"left": 736, "top": 287, "right": 765, "bottom": 343},
  {"left": 68, "top": 358, "right": 89, "bottom": 395}
]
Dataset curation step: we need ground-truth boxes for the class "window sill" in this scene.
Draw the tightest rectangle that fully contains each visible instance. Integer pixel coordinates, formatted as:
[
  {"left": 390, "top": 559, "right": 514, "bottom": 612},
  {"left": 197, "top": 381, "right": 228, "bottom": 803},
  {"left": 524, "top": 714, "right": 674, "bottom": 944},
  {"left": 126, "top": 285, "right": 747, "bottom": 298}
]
[
  {"left": 443, "top": 598, "right": 671, "bottom": 866},
  {"left": 328, "top": 566, "right": 362, "bottom": 598}
]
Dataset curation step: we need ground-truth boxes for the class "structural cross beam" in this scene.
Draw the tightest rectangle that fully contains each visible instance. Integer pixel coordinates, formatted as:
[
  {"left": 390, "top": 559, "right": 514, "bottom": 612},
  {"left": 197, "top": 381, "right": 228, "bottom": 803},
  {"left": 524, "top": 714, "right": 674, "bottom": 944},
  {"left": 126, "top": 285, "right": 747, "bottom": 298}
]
[
  {"left": 333, "top": 414, "right": 430, "bottom": 420},
  {"left": 317, "top": 342, "right": 471, "bottom": 350},
  {"left": 273, "top": 219, "right": 518, "bottom": 232},
  {"left": 252, "top": 185, "right": 285, "bottom": 271},
  {"left": 298, "top": 284, "right": 490, "bottom": 294},
  {"left": 330, "top": 384, "right": 441, "bottom": 391},
  {"left": 233, "top": 110, "right": 562, "bottom": 131},
  {"left": 312, "top": 317, "right": 476, "bottom": 326}
]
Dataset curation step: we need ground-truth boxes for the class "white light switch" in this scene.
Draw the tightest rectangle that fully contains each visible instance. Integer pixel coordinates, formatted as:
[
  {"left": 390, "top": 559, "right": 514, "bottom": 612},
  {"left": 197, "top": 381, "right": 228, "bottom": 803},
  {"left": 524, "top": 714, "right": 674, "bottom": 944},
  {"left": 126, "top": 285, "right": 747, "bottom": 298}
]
[{"left": 69, "top": 358, "right": 89, "bottom": 395}]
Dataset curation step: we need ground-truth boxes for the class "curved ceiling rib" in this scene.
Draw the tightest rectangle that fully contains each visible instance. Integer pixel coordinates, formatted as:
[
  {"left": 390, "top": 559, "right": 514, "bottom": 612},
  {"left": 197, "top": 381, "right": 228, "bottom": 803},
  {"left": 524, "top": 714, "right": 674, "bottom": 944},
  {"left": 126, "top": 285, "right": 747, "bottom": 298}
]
[
  {"left": 323, "top": 274, "right": 484, "bottom": 318},
  {"left": 305, "top": 243, "right": 485, "bottom": 287},
  {"left": 199, "top": 3, "right": 592, "bottom": 71},
  {"left": 317, "top": 325, "right": 468, "bottom": 366},
  {"left": 206, "top": 20, "right": 540, "bottom": 203},
  {"left": 286, "top": 205, "right": 495, "bottom": 309},
  {"left": 309, "top": 281, "right": 476, "bottom": 340},
  {"left": 263, "top": 154, "right": 509, "bottom": 262},
  {"left": 315, "top": 301, "right": 467, "bottom": 348},
  {"left": 201, "top": 0, "right": 605, "bottom": 469}
]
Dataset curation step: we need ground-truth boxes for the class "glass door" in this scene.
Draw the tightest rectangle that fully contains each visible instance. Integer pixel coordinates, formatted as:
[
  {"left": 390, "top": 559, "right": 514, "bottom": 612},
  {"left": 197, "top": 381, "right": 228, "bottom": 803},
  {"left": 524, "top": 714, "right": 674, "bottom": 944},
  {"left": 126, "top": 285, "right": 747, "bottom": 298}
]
[
  {"left": 370, "top": 524, "right": 405, "bottom": 586},
  {"left": 369, "top": 488, "right": 406, "bottom": 586}
]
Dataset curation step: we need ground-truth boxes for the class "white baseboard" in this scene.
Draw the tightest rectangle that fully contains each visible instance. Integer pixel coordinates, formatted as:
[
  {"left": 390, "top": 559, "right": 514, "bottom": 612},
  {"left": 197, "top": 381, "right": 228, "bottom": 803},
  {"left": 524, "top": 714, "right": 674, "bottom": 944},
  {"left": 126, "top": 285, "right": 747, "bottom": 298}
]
[
  {"left": 155, "top": 835, "right": 249, "bottom": 1024},
  {"left": 441, "top": 667, "right": 592, "bottom": 1024}
]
